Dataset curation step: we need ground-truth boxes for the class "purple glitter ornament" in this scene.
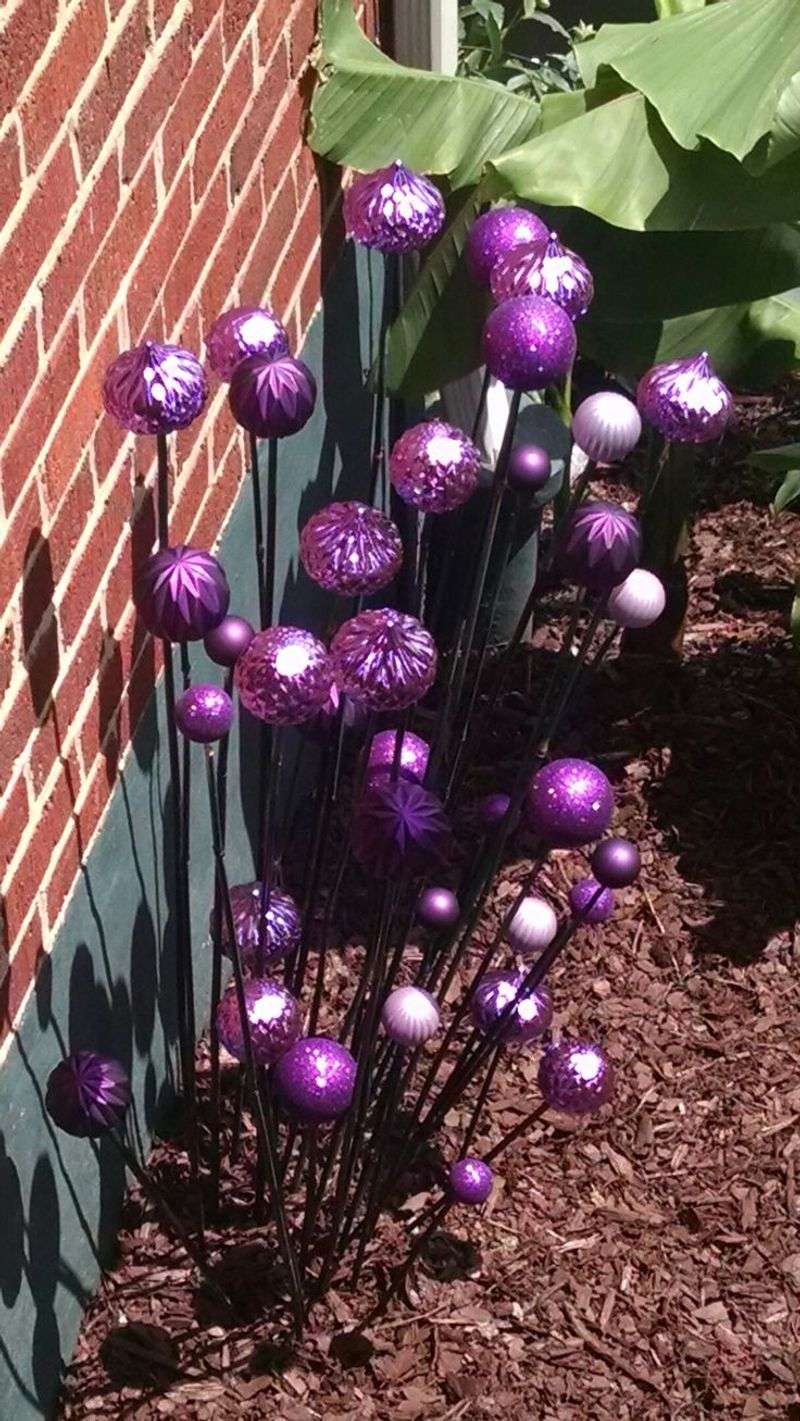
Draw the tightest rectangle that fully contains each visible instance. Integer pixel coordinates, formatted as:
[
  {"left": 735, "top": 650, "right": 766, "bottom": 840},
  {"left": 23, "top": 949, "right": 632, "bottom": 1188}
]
[
  {"left": 175, "top": 683, "right": 233, "bottom": 742},
  {"left": 229, "top": 353, "right": 316, "bottom": 439},
  {"left": 482, "top": 295, "right": 576, "bottom": 392},
  {"left": 389, "top": 420, "right": 481, "bottom": 514},
  {"left": 449, "top": 1156, "right": 494, "bottom": 1205},
  {"left": 274, "top": 1036, "right": 357, "bottom": 1124},
  {"left": 331, "top": 608, "right": 437, "bottom": 712},
  {"left": 572, "top": 391, "right": 642, "bottom": 464},
  {"left": 367, "top": 728, "right": 430, "bottom": 785},
  {"left": 507, "top": 444, "right": 551, "bottom": 493},
  {"left": 471, "top": 971, "right": 553, "bottom": 1045},
  {"left": 102, "top": 341, "right": 207, "bottom": 435},
  {"left": 299, "top": 501, "right": 403, "bottom": 596},
  {"left": 538, "top": 1039, "right": 614, "bottom": 1115},
  {"left": 637, "top": 351, "right": 733, "bottom": 444},
  {"left": 381, "top": 985, "right": 440, "bottom": 1047},
  {"left": 353, "top": 779, "right": 451, "bottom": 879},
  {"left": 216, "top": 977, "right": 302, "bottom": 1067},
  {"left": 558, "top": 500, "right": 641, "bottom": 594},
  {"left": 203, "top": 614, "right": 255, "bottom": 667},
  {"left": 606, "top": 568, "right": 665, "bottom": 629},
  {"left": 205, "top": 306, "right": 290, "bottom": 381},
  {"left": 235, "top": 626, "right": 333, "bottom": 725},
  {"left": 46, "top": 1052, "right": 131, "bottom": 1138},
  {"left": 491, "top": 233, "right": 593, "bottom": 321},
  {"left": 591, "top": 837, "right": 641, "bottom": 889},
  {"left": 344, "top": 160, "right": 445, "bottom": 254},
  {"left": 134, "top": 545, "right": 230, "bottom": 642},
  {"left": 506, "top": 895, "right": 558, "bottom": 956},
  {"left": 465, "top": 207, "right": 549, "bottom": 289},
  {"left": 215, "top": 881, "right": 302, "bottom": 969},
  {"left": 568, "top": 876, "right": 615, "bottom": 923},
  {"left": 525, "top": 757, "right": 614, "bottom": 848},
  {"left": 417, "top": 885, "right": 460, "bottom": 929}
]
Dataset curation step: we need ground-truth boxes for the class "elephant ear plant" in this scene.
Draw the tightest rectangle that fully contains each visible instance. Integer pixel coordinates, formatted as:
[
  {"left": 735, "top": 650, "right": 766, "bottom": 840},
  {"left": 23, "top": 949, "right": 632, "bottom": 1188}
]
[{"left": 748, "top": 441, "right": 800, "bottom": 657}]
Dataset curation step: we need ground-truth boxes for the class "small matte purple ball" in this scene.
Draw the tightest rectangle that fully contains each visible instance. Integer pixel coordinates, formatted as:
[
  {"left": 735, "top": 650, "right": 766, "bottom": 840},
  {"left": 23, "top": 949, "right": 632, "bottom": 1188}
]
[
  {"left": 175, "top": 683, "right": 234, "bottom": 742},
  {"left": 449, "top": 1156, "right": 494, "bottom": 1205},
  {"left": 465, "top": 207, "right": 549, "bottom": 288},
  {"left": 476, "top": 791, "right": 515, "bottom": 831},
  {"left": 274, "top": 1037, "right": 357, "bottom": 1124},
  {"left": 568, "top": 876, "right": 615, "bottom": 923},
  {"left": 525, "top": 757, "right": 614, "bottom": 848},
  {"left": 417, "top": 885, "right": 460, "bottom": 929},
  {"left": 203, "top": 615, "right": 255, "bottom": 667},
  {"left": 507, "top": 444, "right": 551, "bottom": 493},
  {"left": 482, "top": 295, "right": 576, "bottom": 392},
  {"left": 538, "top": 1039, "right": 614, "bottom": 1115},
  {"left": 590, "top": 837, "right": 641, "bottom": 889},
  {"left": 216, "top": 977, "right": 302, "bottom": 1067}
]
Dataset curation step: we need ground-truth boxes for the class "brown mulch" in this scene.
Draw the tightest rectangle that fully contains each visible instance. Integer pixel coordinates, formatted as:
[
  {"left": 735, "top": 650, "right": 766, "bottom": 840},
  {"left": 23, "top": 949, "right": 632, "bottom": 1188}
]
[{"left": 58, "top": 387, "right": 800, "bottom": 1419}]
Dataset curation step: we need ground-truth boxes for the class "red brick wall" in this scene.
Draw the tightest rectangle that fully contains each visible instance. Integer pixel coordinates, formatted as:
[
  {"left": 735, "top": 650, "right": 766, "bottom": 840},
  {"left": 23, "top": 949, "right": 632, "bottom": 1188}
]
[{"left": 0, "top": 0, "right": 377, "bottom": 1044}]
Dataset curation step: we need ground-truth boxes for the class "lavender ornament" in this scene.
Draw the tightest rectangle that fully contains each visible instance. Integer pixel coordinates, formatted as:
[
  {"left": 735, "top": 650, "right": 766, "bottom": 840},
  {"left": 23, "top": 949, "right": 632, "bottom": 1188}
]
[
  {"left": 205, "top": 306, "right": 290, "bottom": 381},
  {"left": 568, "top": 876, "right": 615, "bottom": 923},
  {"left": 134, "top": 545, "right": 230, "bottom": 642},
  {"left": 591, "top": 837, "right": 640, "bottom": 889},
  {"left": 506, "top": 894, "right": 558, "bottom": 956},
  {"left": 353, "top": 779, "right": 451, "bottom": 878},
  {"left": 229, "top": 353, "right": 316, "bottom": 439},
  {"left": 46, "top": 1052, "right": 131, "bottom": 1138},
  {"left": 465, "top": 207, "right": 548, "bottom": 289},
  {"left": 102, "top": 341, "right": 207, "bottom": 435},
  {"left": 525, "top": 757, "right": 614, "bottom": 848},
  {"left": 175, "top": 683, "right": 233, "bottom": 743},
  {"left": 571, "top": 392, "right": 642, "bottom": 464},
  {"left": 476, "top": 791, "right": 514, "bottom": 831},
  {"left": 482, "top": 295, "right": 576, "bottom": 392},
  {"left": 491, "top": 233, "right": 593, "bottom": 321},
  {"left": 344, "top": 161, "right": 445, "bottom": 254},
  {"left": 449, "top": 1156, "right": 494, "bottom": 1205},
  {"left": 331, "top": 608, "right": 437, "bottom": 712},
  {"left": 274, "top": 1036, "right": 357, "bottom": 1124},
  {"left": 299, "top": 501, "right": 403, "bottom": 596},
  {"left": 606, "top": 568, "right": 666, "bottom": 629},
  {"left": 215, "top": 882, "right": 302, "bottom": 969},
  {"left": 472, "top": 971, "right": 553, "bottom": 1045},
  {"left": 381, "top": 985, "right": 440, "bottom": 1047},
  {"left": 216, "top": 977, "right": 302, "bottom": 1067},
  {"left": 235, "top": 626, "right": 333, "bottom": 725},
  {"left": 389, "top": 420, "right": 481, "bottom": 514},
  {"left": 417, "top": 885, "right": 460, "bottom": 929},
  {"left": 558, "top": 500, "right": 641, "bottom": 594},
  {"left": 203, "top": 614, "right": 255, "bottom": 667},
  {"left": 637, "top": 351, "right": 733, "bottom": 444},
  {"left": 507, "top": 444, "right": 551, "bottom": 493},
  {"left": 367, "top": 728, "right": 430, "bottom": 785},
  {"left": 538, "top": 1039, "right": 614, "bottom": 1115}
]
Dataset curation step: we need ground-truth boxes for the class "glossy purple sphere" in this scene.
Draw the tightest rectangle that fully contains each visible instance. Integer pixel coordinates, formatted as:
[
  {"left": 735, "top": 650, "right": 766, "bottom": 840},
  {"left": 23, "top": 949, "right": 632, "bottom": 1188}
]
[
  {"left": 331, "top": 608, "right": 438, "bottom": 712},
  {"left": 235, "top": 626, "right": 334, "bottom": 725},
  {"left": 476, "top": 791, "right": 514, "bottom": 831},
  {"left": 175, "top": 683, "right": 234, "bottom": 742},
  {"left": 229, "top": 353, "right": 316, "bottom": 438},
  {"left": 344, "top": 160, "right": 445, "bottom": 253},
  {"left": 558, "top": 500, "right": 641, "bottom": 594},
  {"left": 471, "top": 971, "right": 553, "bottom": 1045},
  {"left": 449, "top": 1156, "right": 494, "bottom": 1205},
  {"left": 637, "top": 351, "right": 733, "bottom": 444},
  {"left": 216, "top": 977, "right": 302, "bottom": 1067},
  {"left": 381, "top": 985, "right": 440, "bottom": 1047},
  {"left": 507, "top": 444, "right": 551, "bottom": 493},
  {"left": 205, "top": 306, "right": 290, "bottom": 381},
  {"left": 46, "top": 1052, "right": 131, "bottom": 1138},
  {"left": 367, "top": 728, "right": 430, "bottom": 785},
  {"left": 389, "top": 420, "right": 481, "bottom": 514},
  {"left": 591, "top": 837, "right": 641, "bottom": 889},
  {"left": 299, "top": 501, "right": 403, "bottom": 596},
  {"left": 417, "top": 885, "right": 460, "bottom": 929},
  {"left": 203, "top": 614, "right": 255, "bottom": 667},
  {"left": 490, "top": 233, "right": 593, "bottom": 321},
  {"left": 525, "top": 757, "right": 614, "bottom": 848},
  {"left": 571, "top": 391, "right": 642, "bottom": 464},
  {"left": 102, "top": 341, "right": 207, "bottom": 435},
  {"left": 216, "top": 881, "right": 302, "bottom": 970},
  {"left": 353, "top": 779, "right": 451, "bottom": 879},
  {"left": 482, "top": 295, "right": 577, "bottom": 392},
  {"left": 133, "top": 545, "right": 230, "bottom": 642},
  {"left": 274, "top": 1037, "right": 357, "bottom": 1124},
  {"left": 538, "top": 1039, "right": 614, "bottom": 1115},
  {"left": 568, "top": 876, "right": 615, "bottom": 923},
  {"left": 465, "top": 207, "right": 549, "bottom": 289}
]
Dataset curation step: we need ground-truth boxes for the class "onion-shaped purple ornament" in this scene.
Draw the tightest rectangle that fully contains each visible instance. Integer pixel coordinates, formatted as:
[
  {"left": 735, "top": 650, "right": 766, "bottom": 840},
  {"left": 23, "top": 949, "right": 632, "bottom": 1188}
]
[
  {"left": 389, "top": 420, "right": 481, "bottom": 514},
  {"left": 558, "top": 500, "right": 641, "bottom": 594},
  {"left": 637, "top": 351, "right": 733, "bottom": 444},
  {"left": 203, "top": 614, "right": 255, "bottom": 667},
  {"left": 417, "top": 885, "right": 460, "bottom": 929},
  {"left": 331, "top": 607, "right": 437, "bottom": 712},
  {"left": 449, "top": 1156, "right": 494, "bottom": 1205},
  {"left": 381, "top": 985, "right": 440, "bottom": 1047},
  {"left": 235, "top": 626, "right": 333, "bottom": 725},
  {"left": 215, "top": 881, "right": 302, "bottom": 969},
  {"left": 344, "top": 160, "right": 445, "bottom": 254},
  {"left": 472, "top": 971, "right": 553, "bottom": 1045},
  {"left": 175, "top": 683, "right": 233, "bottom": 742},
  {"left": 274, "top": 1036, "right": 357, "bottom": 1124},
  {"left": 491, "top": 233, "right": 593, "bottom": 321},
  {"left": 216, "top": 977, "right": 302, "bottom": 1067},
  {"left": 572, "top": 392, "right": 642, "bottom": 464},
  {"left": 229, "top": 353, "right": 316, "bottom": 439},
  {"left": 465, "top": 206, "right": 548, "bottom": 289},
  {"left": 353, "top": 779, "right": 451, "bottom": 879},
  {"left": 205, "top": 306, "right": 290, "bottom": 381},
  {"left": 299, "top": 501, "right": 403, "bottom": 596},
  {"left": 482, "top": 295, "right": 576, "bottom": 392},
  {"left": 367, "top": 728, "right": 430, "bottom": 785},
  {"left": 606, "top": 568, "right": 666, "bottom": 629},
  {"left": 134, "top": 545, "right": 230, "bottom": 642},
  {"left": 507, "top": 444, "right": 551, "bottom": 493},
  {"left": 591, "top": 836, "right": 640, "bottom": 889},
  {"left": 102, "top": 341, "right": 207, "bottom": 435},
  {"left": 538, "top": 1038, "right": 614, "bottom": 1115},
  {"left": 568, "top": 876, "right": 614, "bottom": 923},
  {"left": 46, "top": 1052, "right": 131, "bottom": 1138},
  {"left": 525, "top": 757, "right": 614, "bottom": 848},
  {"left": 506, "top": 895, "right": 558, "bottom": 956}
]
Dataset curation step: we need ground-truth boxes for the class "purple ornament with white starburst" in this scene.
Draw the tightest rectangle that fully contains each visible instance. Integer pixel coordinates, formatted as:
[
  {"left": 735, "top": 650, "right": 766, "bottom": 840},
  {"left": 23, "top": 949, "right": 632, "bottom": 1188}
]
[
  {"left": 538, "top": 1039, "right": 614, "bottom": 1115},
  {"left": 572, "top": 391, "right": 642, "bottom": 464},
  {"left": 46, "top": 1052, "right": 131, "bottom": 1138},
  {"left": 525, "top": 757, "right": 614, "bottom": 848},
  {"left": 344, "top": 161, "right": 445, "bottom": 253},
  {"left": 134, "top": 545, "right": 230, "bottom": 642},
  {"left": 216, "top": 977, "right": 302, "bottom": 1067},
  {"left": 491, "top": 233, "right": 593, "bottom": 321},
  {"left": 449, "top": 1156, "right": 494, "bottom": 1205},
  {"left": 331, "top": 608, "right": 437, "bottom": 712},
  {"left": 558, "top": 500, "right": 641, "bottom": 594},
  {"left": 229, "top": 353, "right": 316, "bottom": 438},
  {"left": 637, "top": 351, "right": 733, "bottom": 444},
  {"left": 103, "top": 341, "right": 207, "bottom": 435},
  {"left": 299, "top": 501, "right": 403, "bottom": 596},
  {"left": 175, "top": 683, "right": 233, "bottom": 742},
  {"left": 465, "top": 206, "right": 549, "bottom": 288},
  {"left": 367, "top": 728, "right": 430, "bottom": 785},
  {"left": 389, "top": 420, "right": 481, "bottom": 514},
  {"left": 274, "top": 1037, "right": 357, "bottom": 1124},
  {"left": 471, "top": 971, "right": 553, "bottom": 1045},
  {"left": 235, "top": 626, "right": 333, "bottom": 725},
  {"left": 569, "top": 876, "right": 615, "bottom": 923},
  {"left": 353, "top": 779, "right": 451, "bottom": 879},
  {"left": 482, "top": 295, "right": 576, "bottom": 392},
  {"left": 214, "top": 881, "right": 301, "bottom": 970},
  {"left": 205, "top": 306, "right": 290, "bottom": 381}
]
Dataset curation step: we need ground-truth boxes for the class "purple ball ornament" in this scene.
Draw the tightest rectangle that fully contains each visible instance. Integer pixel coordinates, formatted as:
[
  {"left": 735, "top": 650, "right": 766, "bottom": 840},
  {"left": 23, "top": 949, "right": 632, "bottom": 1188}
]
[
  {"left": 482, "top": 295, "right": 576, "bottom": 392},
  {"left": 175, "top": 683, "right": 234, "bottom": 742},
  {"left": 525, "top": 757, "right": 614, "bottom": 848},
  {"left": 367, "top": 728, "right": 430, "bottom": 785},
  {"left": 299, "top": 500, "right": 403, "bottom": 596},
  {"left": 331, "top": 607, "right": 437, "bottom": 712},
  {"left": 591, "top": 836, "right": 641, "bottom": 889},
  {"left": 203, "top": 614, "right": 255, "bottom": 667},
  {"left": 507, "top": 444, "right": 551, "bottom": 494},
  {"left": 381, "top": 985, "right": 441, "bottom": 1047},
  {"left": 449, "top": 1156, "right": 494, "bottom": 1205},
  {"left": 637, "top": 351, "right": 733, "bottom": 444},
  {"left": 571, "top": 391, "right": 642, "bottom": 464},
  {"left": 133, "top": 545, "right": 230, "bottom": 642},
  {"left": 465, "top": 206, "right": 549, "bottom": 289},
  {"left": 216, "top": 977, "right": 302, "bottom": 1067},
  {"left": 274, "top": 1036, "right": 357, "bottom": 1124},
  {"left": 389, "top": 420, "right": 481, "bottom": 514},
  {"left": 475, "top": 790, "right": 517, "bottom": 832},
  {"left": 229, "top": 353, "right": 316, "bottom": 439},
  {"left": 417, "top": 885, "right": 460, "bottom": 929},
  {"left": 538, "top": 1038, "right": 614, "bottom": 1115},
  {"left": 606, "top": 568, "right": 666, "bottom": 629},
  {"left": 568, "top": 876, "right": 615, "bottom": 924},
  {"left": 205, "top": 306, "right": 290, "bottom": 381},
  {"left": 506, "top": 894, "right": 558, "bottom": 956},
  {"left": 343, "top": 160, "right": 445, "bottom": 254},
  {"left": 102, "top": 341, "right": 208, "bottom": 435},
  {"left": 490, "top": 233, "right": 593, "bottom": 321},
  {"left": 46, "top": 1052, "right": 131, "bottom": 1138},
  {"left": 471, "top": 971, "right": 553, "bottom": 1045},
  {"left": 215, "top": 881, "right": 302, "bottom": 969},
  {"left": 235, "top": 626, "right": 333, "bottom": 725},
  {"left": 353, "top": 779, "right": 451, "bottom": 879},
  {"left": 558, "top": 500, "right": 641, "bottom": 594}
]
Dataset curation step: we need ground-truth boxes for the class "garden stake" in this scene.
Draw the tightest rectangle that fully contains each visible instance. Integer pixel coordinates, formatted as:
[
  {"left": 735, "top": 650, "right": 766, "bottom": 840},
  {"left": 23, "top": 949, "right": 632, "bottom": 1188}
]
[
  {"left": 484, "top": 1101, "right": 548, "bottom": 1164},
  {"left": 459, "top": 1044, "right": 502, "bottom": 1156}
]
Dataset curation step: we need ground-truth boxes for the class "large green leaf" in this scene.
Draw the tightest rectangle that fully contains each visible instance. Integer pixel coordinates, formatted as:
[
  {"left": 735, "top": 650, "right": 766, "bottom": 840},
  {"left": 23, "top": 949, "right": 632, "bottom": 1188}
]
[
  {"left": 748, "top": 443, "right": 800, "bottom": 471},
  {"left": 654, "top": 0, "right": 706, "bottom": 15}
]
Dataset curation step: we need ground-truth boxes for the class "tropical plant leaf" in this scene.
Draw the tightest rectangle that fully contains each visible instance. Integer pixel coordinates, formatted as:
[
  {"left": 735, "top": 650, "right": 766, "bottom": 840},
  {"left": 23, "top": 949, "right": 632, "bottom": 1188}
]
[
  {"left": 748, "top": 443, "right": 800, "bottom": 472},
  {"left": 654, "top": 0, "right": 706, "bottom": 15},
  {"left": 791, "top": 581, "right": 800, "bottom": 657},
  {"left": 773, "top": 469, "right": 800, "bottom": 512}
]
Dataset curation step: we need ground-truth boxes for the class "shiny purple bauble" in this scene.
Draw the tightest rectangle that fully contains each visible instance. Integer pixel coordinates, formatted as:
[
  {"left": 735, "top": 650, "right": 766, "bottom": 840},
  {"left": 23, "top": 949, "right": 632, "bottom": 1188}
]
[
  {"left": 525, "top": 757, "right": 614, "bottom": 848},
  {"left": 102, "top": 341, "right": 207, "bottom": 435},
  {"left": 134, "top": 545, "right": 230, "bottom": 642},
  {"left": 471, "top": 970, "right": 553, "bottom": 1045},
  {"left": 353, "top": 779, "right": 451, "bottom": 879},
  {"left": 216, "top": 977, "right": 302, "bottom": 1067},
  {"left": 205, "top": 306, "right": 290, "bottom": 381},
  {"left": 216, "top": 881, "right": 302, "bottom": 970},
  {"left": 235, "top": 626, "right": 333, "bottom": 725},
  {"left": 389, "top": 420, "right": 481, "bottom": 514},
  {"left": 571, "top": 391, "right": 642, "bottom": 464},
  {"left": 591, "top": 837, "right": 641, "bottom": 889},
  {"left": 203, "top": 614, "right": 255, "bottom": 667},
  {"left": 381, "top": 985, "right": 440, "bottom": 1047},
  {"left": 606, "top": 568, "right": 666, "bottom": 630},
  {"left": 538, "top": 1039, "right": 614, "bottom": 1115},
  {"left": 465, "top": 206, "right": 548, "bottom": 289},
  {"left": 330, "top": 608, "right": 438, "bottom": 712},
  {"left": 46, "top": 1052, "right": 131, "bottom": 1139},
  {"left": 507, "top": 444, "right": 551, "bottom": 493},
  {"left": 343, "top": 160, "right": 445, "bottom": 254},
  {"left": 175, "top": 683, "right": 234, "bottom": 742},
  {"left": 274, "top": 1037, "right": 357, "bottom": 1124},
  {"left": 299, "top": 500, "right": 403, "bottom": 596},
  {"left": 568, "top": 876, "right": 615, "bottom": 923},
  {"left": 229, "top": 353, "right": 316, "bottom": 438},
  {"left": 417, "top": 885, "right": 460, "bottom": 929},
  {"left": 637, "top": 351, "right": 733, "bottom": 444},
  {"left": 490, "top": 233, "right": 593, "bottom": 321},
  {"left": 482, "top": 295, "right": 576, "bottom": 392},
  {"left": 449, "top": 1156, "right": 494, "bottom": 1205},
  {"left": 558, "top": 500, "right": 641, "bottom": 594},
  {"left": 367, "top": 728, "right": 430, "bottom": 785}
]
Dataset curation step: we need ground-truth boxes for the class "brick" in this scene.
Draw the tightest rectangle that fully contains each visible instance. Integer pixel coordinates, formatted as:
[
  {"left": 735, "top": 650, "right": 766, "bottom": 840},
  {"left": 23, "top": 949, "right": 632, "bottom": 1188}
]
[
  {"left": 0, "top": 775, "right": 31, "bottom": 879},
  {"left": 46, "top": 449, "right": 94, "bottom": 588},
  {"left": 84, "top": 160, "right": 158, "bottom": 341},
  {"left": 121, "top": 17, "right": 192, "bottom": 182},
  {"left": 76, "top": 0, "right": 148, "bottom": 172},
  {"left": 222, "top": 0, "right": 253, "bottom": 59},
  {"left": 153, "top": 0, "right": 176, "bottom": 37},
  {"left": 162, "top": 22, "right": 223, "bottom": 189},
  {"left": 258, "top": 2, "right": 284, "bottom": 65},
  {"left": 126, "top": 167, "right": 192, "bottom": 338},
  {"left": 0, "top": 482, "right": 44, "bottom": 644},
  {"left": 0, "top": 124, "right": 22, "bottom": 230},
  {"left": 230, "top": 38, "right": 289, "bottom": 195},
  {"left": 41, "top": 153, "right": 119, "bottom": 347},
  {"left": 41, "top": 323, "right": 118, "bottom": 514},
  {"left": 163, "top": 168, "right": 228, "bottom": 328},
  {"left": 192, "top": 44, "right": 252, "bottom": 199},
  {"left": 0, "top": 0, "right": 58, "bottom": 119},
  {"left": 268, "top": 82, "right": 306, "bottom": 187},
  {"left": 0, "top": 310, "right": 38, "bottom": 476},
  {"left": 19, "top": 0, "right": 106, "bottom": 172},
  {"left": 0, "top": 140, "right": 77, "bottom": 335},
  {"left": 239, "top": 166, "right": 297, "bottom": 305},
  {"left": 288, "top": 0, "right": 317, "bottom": 78},
  {"left": 0, "top": 908, "right": 44, "bottom": 1035},
  {"left": 56, "top": 472, "right": 130, "bottom": 643},
  {"left": 197, "top": 177, "right": 262, "bottom": 329},
  {"left": 0, "top": 315, "right": 79, "bottom": 514},
  {"left": 190, "top": 0, "right": 221, "bottom": 43}
]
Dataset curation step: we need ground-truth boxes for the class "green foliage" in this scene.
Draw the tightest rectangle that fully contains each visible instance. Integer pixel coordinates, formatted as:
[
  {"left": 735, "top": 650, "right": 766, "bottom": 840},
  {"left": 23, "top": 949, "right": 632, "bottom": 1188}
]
[
  {"left": 458, "top": 0, "right": 592, "bottom": 101},
  {"left": 748, "top": 443, "right": 800, "bottom": 512}
]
